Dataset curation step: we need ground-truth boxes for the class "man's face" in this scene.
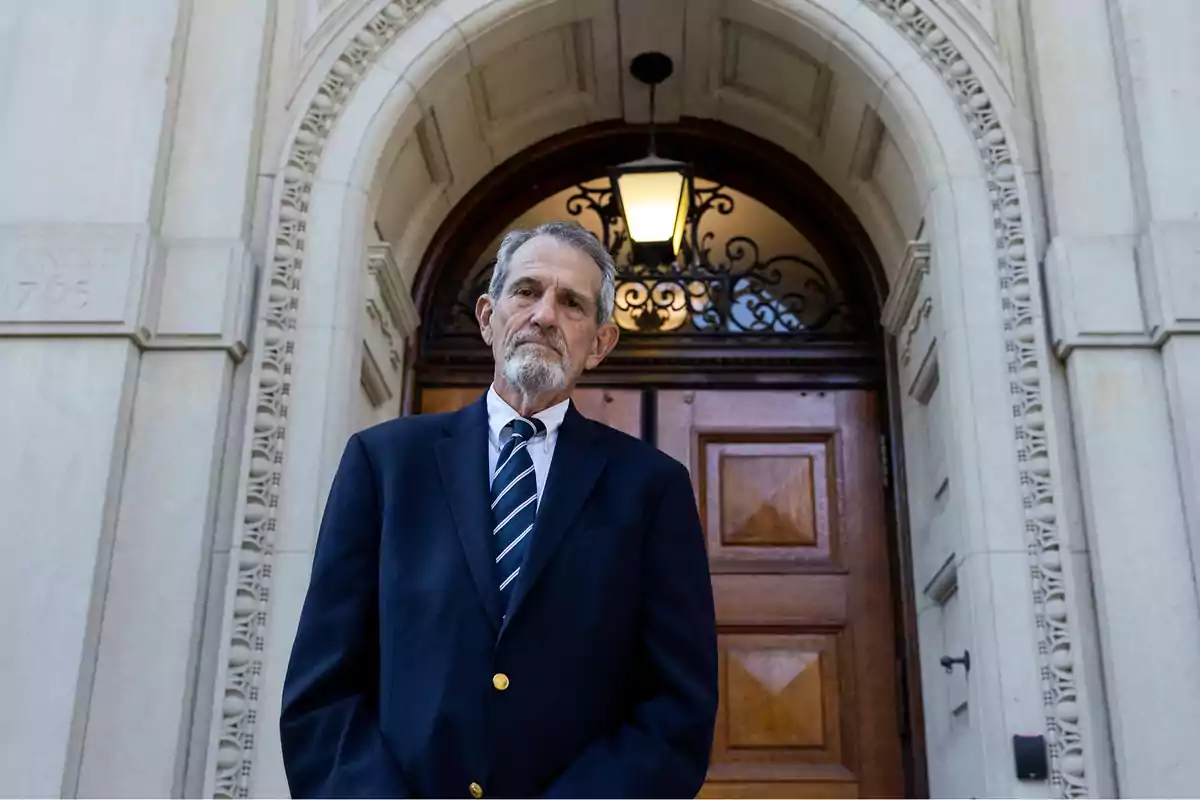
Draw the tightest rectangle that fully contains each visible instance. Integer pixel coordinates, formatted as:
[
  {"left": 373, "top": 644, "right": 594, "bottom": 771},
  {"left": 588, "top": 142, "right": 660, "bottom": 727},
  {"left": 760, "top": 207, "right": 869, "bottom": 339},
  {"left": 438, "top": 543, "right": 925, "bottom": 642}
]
[{"left": 476, "top": 235, "right": 619, "bottom": 397}]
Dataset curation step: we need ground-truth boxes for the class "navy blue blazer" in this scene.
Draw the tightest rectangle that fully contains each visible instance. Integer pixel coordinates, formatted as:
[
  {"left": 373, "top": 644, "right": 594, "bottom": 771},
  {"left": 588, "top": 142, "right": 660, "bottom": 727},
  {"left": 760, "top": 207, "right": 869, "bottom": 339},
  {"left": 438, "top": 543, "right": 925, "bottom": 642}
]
[{"left": 280, "top": 395, "right": 718, "bottom": 798}]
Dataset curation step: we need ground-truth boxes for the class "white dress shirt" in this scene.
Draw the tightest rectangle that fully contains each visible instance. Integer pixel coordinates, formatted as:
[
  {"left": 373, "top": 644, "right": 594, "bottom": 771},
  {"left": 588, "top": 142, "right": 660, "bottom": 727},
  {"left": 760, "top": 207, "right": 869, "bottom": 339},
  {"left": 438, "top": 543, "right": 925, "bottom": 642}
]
[{"left": 486, "top": 385, "right": 569, "bottom": 506}]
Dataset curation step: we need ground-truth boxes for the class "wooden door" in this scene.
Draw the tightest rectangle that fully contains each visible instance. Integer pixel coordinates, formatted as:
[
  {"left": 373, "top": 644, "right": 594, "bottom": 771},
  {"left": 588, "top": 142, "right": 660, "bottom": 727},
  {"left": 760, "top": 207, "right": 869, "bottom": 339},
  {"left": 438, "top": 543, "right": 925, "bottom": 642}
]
[
  {"left": 418, "top": 386, "right": 905, "bottom": 796},
  {"left": 657, "top": 390, "right": 903, "bottom": 798}
]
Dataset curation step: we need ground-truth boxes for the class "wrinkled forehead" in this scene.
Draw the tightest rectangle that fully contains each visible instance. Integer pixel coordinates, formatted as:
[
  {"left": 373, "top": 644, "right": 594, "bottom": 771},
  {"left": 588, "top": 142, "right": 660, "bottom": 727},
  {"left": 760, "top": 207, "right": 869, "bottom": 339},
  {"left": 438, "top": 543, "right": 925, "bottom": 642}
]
[{"left": 506, "top": 235, "right": 603, "bottom": 296}]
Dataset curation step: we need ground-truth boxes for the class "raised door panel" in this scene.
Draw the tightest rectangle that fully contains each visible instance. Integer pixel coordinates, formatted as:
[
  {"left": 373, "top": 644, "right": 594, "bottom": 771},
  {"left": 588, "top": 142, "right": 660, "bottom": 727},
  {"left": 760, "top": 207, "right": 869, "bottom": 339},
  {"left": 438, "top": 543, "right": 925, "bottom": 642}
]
[
  {"left": 660, "top": 390, "right": 903, "bottom": 799},
  {"left": 714, "top": 632, "right": 851, "bottom": 768},
  {"left": 702, "top": 435, "right": 839, "bottom": 568}
]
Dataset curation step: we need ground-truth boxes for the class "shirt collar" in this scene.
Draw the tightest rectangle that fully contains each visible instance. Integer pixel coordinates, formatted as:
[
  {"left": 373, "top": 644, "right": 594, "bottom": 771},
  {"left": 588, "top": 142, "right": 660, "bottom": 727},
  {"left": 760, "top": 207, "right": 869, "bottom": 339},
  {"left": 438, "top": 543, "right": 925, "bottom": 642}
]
[{"left": 486, "top": 384, "right": 569, "bottom": 448}]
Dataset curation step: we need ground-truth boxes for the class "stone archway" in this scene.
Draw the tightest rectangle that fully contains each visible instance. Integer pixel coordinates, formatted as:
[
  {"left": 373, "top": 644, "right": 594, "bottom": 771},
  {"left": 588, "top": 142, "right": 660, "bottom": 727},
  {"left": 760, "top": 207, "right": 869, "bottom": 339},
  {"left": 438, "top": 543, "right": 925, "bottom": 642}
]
[
  {"left": 203, "top": 1, "right": 1104, "bottom": 796},
  {"left": 412, "top": 118, "right": 914, "bottom": 797}
]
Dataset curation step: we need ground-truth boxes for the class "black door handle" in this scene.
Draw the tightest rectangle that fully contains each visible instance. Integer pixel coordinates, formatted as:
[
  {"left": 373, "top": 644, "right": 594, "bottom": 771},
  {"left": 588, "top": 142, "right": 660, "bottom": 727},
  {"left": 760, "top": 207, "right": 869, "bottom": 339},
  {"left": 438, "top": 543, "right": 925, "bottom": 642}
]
[{"left": 940, "top": 650, "right": 970, "bottom": 674}]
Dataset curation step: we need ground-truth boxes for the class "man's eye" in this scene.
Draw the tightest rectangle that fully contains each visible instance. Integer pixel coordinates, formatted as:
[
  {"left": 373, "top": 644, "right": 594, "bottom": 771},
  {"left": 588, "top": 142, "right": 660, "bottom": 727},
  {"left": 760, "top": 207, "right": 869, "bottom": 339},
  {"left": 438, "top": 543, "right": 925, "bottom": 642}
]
[
  {"left": 565, "top": 297, "right": 580, "bottom": 308},
  {"left": 515, "top": 287, "right": 533, "bottom": 297}
]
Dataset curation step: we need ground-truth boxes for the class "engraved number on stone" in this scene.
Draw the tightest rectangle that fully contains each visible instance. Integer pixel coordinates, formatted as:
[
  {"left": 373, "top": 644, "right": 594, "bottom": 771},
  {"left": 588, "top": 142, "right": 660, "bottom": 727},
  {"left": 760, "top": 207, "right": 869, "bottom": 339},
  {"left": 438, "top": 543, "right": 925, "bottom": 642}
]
[
  {"left": 15, "top": 281, "right": 37, "bottom": 310},
  {"left": 9, "top": 276, "right": 90, "bottom": 310}
]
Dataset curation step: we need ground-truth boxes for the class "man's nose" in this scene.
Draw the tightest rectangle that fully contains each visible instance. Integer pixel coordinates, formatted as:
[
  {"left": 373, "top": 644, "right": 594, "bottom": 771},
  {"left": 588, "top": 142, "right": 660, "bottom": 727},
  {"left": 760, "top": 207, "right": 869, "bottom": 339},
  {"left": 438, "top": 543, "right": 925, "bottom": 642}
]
[{"left": 530, "top": 295, "right": 560, "bottom": 326}]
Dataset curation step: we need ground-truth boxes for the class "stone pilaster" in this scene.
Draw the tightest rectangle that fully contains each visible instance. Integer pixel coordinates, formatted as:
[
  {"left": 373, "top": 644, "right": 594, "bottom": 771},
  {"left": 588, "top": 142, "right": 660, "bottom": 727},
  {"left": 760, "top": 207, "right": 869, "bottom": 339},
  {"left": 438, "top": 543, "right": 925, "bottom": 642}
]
[
  {"left": 68, "top": 1, "right": 274, "bottom": 796},
  {"left": 1029, "top": 0, "right": 1200, "bottom": 794},
  {"left": 0, "top": 3, "right": 188, "bottom": 795}
]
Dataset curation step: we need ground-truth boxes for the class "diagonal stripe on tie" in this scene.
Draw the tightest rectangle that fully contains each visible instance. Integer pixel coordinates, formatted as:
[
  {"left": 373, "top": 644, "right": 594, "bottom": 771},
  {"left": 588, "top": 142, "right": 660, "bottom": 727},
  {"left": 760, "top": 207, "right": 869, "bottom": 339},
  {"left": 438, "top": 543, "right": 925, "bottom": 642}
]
[
  {"left": 496, "top": 524, "right": 534, "bottom": 563},
  {"left": 493, "top": 493, "right": 536, "bottom": 534},
  {"left": 498, "top": 567, "right": 520, "bottom": 592},
  {"left": 491, "top": 464, "right": 535, "bottom": 509},
  {"left": 493, "top": 441, "right": 529, "bottom": 482},
  {"left": 490, "top": 416, "right": 545, "bottom": 607}
]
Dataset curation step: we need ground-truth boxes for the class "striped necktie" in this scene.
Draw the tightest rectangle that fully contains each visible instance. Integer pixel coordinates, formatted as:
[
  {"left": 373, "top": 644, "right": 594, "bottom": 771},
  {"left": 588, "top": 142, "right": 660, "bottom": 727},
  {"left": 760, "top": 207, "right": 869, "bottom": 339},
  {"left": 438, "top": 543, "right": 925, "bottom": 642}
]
[{"left": 491, "top": 416, "right": 546, "bottom": 606}]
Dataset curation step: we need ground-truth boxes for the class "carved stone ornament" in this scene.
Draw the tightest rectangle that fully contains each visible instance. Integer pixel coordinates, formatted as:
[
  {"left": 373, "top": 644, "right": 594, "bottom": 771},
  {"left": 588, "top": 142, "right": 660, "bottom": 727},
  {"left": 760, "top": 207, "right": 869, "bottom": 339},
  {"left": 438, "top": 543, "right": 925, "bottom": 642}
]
[
  {"left": 206, "top": 3, "right": 436, "bottom": 797},
  {"left": 881, "top": 240, "right": 931, "bottom": 336},
  {"left": 367, "top": 242, "right": 421, "bottom": 339},
  {"left": 862, "top": 1, "right": 1087, "bottom": 794},
  {"left": 365, "top": 297, "right": 403, "bottom": 373},
  {"left": 212, "top": 0, "right": 1087, "bottom": 797},
  {"left": 900, "top": 296, "right": 933, "bottom": 367}
]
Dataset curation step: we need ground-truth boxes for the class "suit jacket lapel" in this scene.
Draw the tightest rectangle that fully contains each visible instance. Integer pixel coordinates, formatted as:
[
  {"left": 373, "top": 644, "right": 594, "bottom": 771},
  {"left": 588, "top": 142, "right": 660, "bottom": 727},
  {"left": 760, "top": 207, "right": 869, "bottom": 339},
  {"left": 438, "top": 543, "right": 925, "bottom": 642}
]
[
  {"left": 503, "top": 401, "right": 608, "bottom": 632},
  {"left": 435, "top": 395, "right": 503, "bottom": 629}
]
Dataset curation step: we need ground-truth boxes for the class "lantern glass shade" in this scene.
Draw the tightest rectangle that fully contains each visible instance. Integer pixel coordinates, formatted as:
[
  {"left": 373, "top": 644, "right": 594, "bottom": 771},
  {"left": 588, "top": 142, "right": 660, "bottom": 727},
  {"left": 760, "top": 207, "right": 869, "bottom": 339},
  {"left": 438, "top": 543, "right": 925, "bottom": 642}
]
[{"left": 609, "top": 156, "right": 693, "bottom": 263}]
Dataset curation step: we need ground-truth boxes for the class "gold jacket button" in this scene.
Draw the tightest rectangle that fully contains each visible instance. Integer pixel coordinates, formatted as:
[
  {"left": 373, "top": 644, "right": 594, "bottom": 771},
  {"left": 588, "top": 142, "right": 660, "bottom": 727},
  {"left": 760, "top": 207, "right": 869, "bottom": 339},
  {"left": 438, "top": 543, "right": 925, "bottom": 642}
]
[
  {"left": 469, "top": 782, "right": 483, "bottom": 798},
  {"left": 492, "top": 672, "right": 510, "bottom": 691}
]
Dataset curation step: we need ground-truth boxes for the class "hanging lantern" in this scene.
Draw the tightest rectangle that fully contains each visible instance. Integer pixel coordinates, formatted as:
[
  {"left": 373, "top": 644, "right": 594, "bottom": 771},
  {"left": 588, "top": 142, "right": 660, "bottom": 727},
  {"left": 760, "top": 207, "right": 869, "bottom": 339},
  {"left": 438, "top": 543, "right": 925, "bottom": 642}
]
[
  {"left": 609, "top": 51, "right": 695, "bottom": 265},
  {"left": 609, "top": 155, "right": 693, "bottom": 266}
]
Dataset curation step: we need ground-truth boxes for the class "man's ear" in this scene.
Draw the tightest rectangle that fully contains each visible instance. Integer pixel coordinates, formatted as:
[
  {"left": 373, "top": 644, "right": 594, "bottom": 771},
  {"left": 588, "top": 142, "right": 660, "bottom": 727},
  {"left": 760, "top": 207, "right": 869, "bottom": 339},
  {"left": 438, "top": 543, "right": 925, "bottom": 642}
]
[
  {"left": 476, "top": 294, "right": 494, "bottom": 346},
  {"left": 584, "top": 321, "right": 620, "bottom": 370}
]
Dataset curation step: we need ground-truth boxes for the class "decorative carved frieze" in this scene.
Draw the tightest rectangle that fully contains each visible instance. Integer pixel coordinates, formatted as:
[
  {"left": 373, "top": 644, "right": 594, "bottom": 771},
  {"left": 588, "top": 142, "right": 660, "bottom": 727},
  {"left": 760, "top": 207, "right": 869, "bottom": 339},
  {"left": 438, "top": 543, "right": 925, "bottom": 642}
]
[
  {"left": 864, "top": 1, "right": 1087, "bottom": 794},
  {"left": 206, "top": 3, "right": 436, "bottom": 797}
]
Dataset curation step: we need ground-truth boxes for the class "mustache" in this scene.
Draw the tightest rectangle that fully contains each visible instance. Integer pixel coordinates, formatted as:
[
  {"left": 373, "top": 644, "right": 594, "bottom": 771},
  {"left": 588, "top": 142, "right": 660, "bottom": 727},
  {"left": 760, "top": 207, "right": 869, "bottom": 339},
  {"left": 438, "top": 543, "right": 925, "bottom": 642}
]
[{"left": 506, "top": 328, "right": 566, "bottom": 356}]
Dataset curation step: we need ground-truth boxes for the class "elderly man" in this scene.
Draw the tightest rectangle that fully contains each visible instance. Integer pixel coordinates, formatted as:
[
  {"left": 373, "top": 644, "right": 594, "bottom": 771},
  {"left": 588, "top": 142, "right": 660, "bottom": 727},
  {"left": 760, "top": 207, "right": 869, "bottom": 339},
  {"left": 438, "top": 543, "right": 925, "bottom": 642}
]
[{"left": 280, "top": 220, "right": 718, "bottom": 798}]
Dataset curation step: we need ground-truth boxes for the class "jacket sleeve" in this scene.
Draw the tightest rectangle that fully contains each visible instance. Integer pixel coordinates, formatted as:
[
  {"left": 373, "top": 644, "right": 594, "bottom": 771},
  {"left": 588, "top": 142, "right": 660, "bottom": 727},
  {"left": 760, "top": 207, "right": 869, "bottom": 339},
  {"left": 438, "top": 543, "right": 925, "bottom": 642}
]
[
  {"left": 280, "top": 433, "right": 410, "bottom": 798},
  {"left": 542, "top": 460, "right": 719, "bottom": 799}
]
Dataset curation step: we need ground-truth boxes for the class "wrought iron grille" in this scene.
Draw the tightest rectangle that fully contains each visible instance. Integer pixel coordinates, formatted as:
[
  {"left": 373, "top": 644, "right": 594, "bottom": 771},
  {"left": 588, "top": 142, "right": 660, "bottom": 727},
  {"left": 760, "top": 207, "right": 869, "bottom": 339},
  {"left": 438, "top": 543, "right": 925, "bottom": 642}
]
[{"left": 435, "top": 179, "right": 857, "bottom": 337}]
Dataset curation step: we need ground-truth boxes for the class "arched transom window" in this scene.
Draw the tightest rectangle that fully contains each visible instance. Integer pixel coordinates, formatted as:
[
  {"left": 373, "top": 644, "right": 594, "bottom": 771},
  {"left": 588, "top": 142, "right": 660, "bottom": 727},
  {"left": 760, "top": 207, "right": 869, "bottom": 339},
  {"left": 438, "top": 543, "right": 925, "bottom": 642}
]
[{"left": 434, "top": 177, "right": 861, "bottom": 339}]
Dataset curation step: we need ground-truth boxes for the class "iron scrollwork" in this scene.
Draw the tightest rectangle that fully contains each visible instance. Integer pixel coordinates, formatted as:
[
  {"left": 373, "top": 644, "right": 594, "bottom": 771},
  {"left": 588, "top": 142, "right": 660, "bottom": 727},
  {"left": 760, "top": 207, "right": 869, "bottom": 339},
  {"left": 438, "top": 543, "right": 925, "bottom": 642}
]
[
  {"left": 564, "top": 182, "right": 627, "bottom": 259},
  {"left": 440, "top": 179, "right": 854, "bottom": 337}
]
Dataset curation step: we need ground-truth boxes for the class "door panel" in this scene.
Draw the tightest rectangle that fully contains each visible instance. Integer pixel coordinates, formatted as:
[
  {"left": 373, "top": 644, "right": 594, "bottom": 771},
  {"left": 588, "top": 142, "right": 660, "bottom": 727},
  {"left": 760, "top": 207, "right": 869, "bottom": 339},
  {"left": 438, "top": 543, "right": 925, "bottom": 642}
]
[
  {"left": 563, "top": 388, "right": 642, "bottom": 436},
  {"left": 658, "top": 390, "right": 903, "bottom": 798},
  {"left": 701, "top": 434, "right": 838, "bottom": 567},
  {"left": 417, "top": 387, "right": 642, "bottom": 438}
]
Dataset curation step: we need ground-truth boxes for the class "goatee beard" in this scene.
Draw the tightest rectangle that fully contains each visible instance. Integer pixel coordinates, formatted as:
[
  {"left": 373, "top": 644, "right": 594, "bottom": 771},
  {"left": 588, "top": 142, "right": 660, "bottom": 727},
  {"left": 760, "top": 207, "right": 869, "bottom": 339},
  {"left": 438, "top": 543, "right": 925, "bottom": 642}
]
[{"left": 502, "top": 341, "right": 568, "bottom": 398}]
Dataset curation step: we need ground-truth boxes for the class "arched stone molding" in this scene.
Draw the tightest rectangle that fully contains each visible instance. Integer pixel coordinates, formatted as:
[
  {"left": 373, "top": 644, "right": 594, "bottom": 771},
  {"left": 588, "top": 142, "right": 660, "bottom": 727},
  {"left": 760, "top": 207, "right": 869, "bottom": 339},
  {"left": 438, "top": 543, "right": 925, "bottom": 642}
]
[{"left": 204, "top": 1, "right": 1102, "bottom": 796}]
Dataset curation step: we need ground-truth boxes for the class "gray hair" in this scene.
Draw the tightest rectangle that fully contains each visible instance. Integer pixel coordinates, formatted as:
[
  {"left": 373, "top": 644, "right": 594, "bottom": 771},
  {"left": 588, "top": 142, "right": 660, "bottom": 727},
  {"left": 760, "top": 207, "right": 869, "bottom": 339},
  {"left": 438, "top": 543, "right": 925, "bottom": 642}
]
[{"left": 488, "top": 220, "right": 616, "bottom": 324}]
